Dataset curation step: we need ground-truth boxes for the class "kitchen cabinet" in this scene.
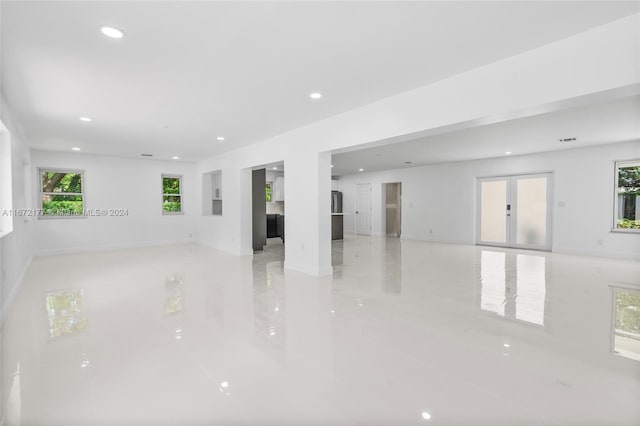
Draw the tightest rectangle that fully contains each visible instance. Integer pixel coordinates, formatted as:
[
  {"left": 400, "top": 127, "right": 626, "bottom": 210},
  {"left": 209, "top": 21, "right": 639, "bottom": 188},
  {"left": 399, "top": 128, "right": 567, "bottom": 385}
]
[
  {"left": 273, "top": 176, "right": 285, "bottom": 201},
  {"left": 267, "top": 214, "right": 279, "bottom": 238}
]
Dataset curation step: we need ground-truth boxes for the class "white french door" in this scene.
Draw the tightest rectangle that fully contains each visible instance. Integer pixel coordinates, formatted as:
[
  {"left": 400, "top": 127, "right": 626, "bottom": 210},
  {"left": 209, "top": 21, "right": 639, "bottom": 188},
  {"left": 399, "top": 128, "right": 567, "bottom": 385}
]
[{"left": 477, "top": 173, "right": 552, "bottom": 250}]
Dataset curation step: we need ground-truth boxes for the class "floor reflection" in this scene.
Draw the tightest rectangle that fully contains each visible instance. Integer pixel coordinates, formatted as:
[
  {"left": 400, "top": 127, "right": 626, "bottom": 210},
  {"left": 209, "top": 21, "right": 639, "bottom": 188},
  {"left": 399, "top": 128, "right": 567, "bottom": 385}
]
[
  {"left": 5, "top": 240, "right": 640, "bottom": 425},
  {"left": 164, "top": 273, "right": 183, "bottom": 315},
  {"left": 46, "top": 289, "right": 87, "bottom": 338},
  {"left": 613, "top": 287, "right": 640, "bottom": 362},
  {"left": 252, "top": 238, "right": 287, "bottom": 364},
  {"left": 5, "top": 363, "right": 21, "bottom": 426},
  {"left": 479, "top": 250, "right": 547, "bottom": 326},
  {"left": 381, "top": 237, "right": 402, "bottom": 294}
]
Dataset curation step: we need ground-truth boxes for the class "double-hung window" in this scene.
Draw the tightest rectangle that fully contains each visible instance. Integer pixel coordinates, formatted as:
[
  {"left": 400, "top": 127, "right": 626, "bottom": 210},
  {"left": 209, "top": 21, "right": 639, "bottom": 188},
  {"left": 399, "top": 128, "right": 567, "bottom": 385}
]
[
  {"left": 162, "top": 175, "right": 183, "bottom": 214},
  {"left": 39, "top": 169, "right": 85, "bottom": 218},
  {"left": 614, "top": 161, "right": 640, "bottom": 231}
]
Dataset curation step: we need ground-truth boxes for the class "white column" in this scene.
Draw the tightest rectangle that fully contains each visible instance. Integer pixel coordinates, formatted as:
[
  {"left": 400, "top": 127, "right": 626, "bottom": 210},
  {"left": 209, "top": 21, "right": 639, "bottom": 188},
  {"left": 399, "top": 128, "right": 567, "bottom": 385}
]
[{"left": 283, "top": 150, "right": 332, "bottom": 276}]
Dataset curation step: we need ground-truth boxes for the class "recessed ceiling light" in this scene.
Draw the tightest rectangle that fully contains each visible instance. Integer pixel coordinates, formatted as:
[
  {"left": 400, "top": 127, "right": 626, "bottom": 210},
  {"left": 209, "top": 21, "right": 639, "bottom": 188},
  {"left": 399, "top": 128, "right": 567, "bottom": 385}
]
[
  {"left": 503, "top": 343, "right": 511, "bottom": 348},
  {"left": 272, "top": 166, "right": 278, "bottom": 170},
  {"left": 421, "top": 411, "right": 432, "bottom": 421},
  {"left": 79, "top": 117, "right": 92, "bottom": 122},
  {"left": 358, "top": 168, "right": 364, "bottom": 172},
  {"left": 99, "top": 25, "right": 125, "bottom": 39},
  {"left": 309, "top": 92, "right": 323, "bottom": 100},
  {"left": 172, "top": 156, "right": 179, "bottom": 160},
  {"left": 505, "top": 151, "right": 512, "bottom": 155},
  {"left": 72, "top": 147, "right": 81, "bottom": 151},
  {"left": 330, "top": 164, "right": 334, "bottom": 168},
  {"left": 216, "top": 136, "right": 225, "bottom": 141}
]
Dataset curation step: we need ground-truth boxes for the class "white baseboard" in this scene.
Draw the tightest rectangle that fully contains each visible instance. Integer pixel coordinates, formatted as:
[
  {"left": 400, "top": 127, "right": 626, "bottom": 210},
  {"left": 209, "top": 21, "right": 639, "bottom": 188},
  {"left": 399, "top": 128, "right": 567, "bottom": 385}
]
[
  {"left": 284, "top": 260, "right": 333, "bottom": 277},
  {"left": 400, "top": 234, "right": 472, "bottom": 245},
  {"left": 33, "top": 239, "right": 193, "bottom": 257},
  {"left": 553, "top": 246, "right": 640, "bottom": 261},
  {"left": 1, "top": 255, "right": 33, "bottom": 326}
]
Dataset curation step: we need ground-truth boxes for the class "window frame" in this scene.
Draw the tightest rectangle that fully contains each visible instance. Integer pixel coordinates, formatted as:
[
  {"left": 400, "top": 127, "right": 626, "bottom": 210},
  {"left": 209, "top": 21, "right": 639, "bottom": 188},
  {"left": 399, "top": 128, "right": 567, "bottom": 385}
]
[
  {"left": 37, "top": 167, "right": 86, "bottom": 220},
  {"left": 612, "top": 160, "right": 640, "bottom": 233},
  {"left": 162, "top": 174, "right": 184, "bottom": 215}
]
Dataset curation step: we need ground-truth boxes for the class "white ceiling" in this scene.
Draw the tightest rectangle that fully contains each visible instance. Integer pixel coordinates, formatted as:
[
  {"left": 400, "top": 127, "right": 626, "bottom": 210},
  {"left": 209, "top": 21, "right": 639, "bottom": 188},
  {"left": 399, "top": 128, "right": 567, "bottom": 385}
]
[
  {"left": 330, "top": 95, "right": 640, "bottom": 176},
  {"left": 2, "top": 1, "right": 638, "bottom": 161}
]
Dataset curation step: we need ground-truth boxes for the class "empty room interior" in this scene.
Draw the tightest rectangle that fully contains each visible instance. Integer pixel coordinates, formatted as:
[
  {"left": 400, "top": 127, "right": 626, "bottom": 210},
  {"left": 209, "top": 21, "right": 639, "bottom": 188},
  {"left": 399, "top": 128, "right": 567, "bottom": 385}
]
[{"left": 1, "top": 1, "right": 640, "bottom": 425}]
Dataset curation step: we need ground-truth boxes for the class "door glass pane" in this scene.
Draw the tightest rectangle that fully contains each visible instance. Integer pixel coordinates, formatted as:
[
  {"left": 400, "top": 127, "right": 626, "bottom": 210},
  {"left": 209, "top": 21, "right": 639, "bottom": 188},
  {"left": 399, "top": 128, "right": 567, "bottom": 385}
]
[
  {"left": 480, "top": 180, "right": 506, "bottom": 243},
  {"left": 516, "top": 177, "right": 547, "bottom": 246}
]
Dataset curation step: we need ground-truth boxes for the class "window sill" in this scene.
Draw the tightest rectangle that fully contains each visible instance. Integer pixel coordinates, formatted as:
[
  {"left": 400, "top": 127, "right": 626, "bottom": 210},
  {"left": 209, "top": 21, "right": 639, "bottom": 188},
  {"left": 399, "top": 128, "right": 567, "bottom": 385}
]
[{"left": 611, "top": 228, "right": 640, "bottom": 234}]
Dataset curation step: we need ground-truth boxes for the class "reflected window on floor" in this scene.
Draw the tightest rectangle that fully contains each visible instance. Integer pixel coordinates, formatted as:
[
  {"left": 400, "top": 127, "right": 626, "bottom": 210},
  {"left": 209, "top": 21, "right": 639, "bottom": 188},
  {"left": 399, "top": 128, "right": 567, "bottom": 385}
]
[
  {"left": 46, "top": 290, "right": 87, "bottom": 338},
  {"left": 613, "top": 288, "right": 640, "bottom": 362}
]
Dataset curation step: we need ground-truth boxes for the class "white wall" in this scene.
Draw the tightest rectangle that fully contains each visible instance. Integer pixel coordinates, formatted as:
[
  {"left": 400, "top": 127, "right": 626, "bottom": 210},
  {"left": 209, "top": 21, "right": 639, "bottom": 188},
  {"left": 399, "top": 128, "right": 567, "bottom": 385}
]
[
  {"left": 338, "top": 141, "right": 640, "bottom": 259},
  {"left": 0, "top": 95, "right": 34, "bottom": 323},
  {"left": 193, "top": 15, "right": 639, "bottom": 275},
  {"left": 30, "top": 150, "right": 196, "bottom": 255}
]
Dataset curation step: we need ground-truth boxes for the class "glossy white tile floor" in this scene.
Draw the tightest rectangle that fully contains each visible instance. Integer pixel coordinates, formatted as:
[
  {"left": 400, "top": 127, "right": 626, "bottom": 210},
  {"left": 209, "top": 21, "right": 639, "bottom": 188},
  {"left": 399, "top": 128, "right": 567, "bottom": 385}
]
[{"left": 2, "top": 236, "right": 639, "bottom": 425}]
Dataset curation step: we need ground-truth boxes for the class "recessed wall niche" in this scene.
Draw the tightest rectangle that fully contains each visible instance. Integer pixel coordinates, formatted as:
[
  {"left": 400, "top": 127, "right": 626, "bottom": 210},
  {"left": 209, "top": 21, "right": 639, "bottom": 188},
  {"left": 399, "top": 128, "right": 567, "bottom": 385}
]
[{"left": 202, "top": 170, "right": 222, "bottom": 216}]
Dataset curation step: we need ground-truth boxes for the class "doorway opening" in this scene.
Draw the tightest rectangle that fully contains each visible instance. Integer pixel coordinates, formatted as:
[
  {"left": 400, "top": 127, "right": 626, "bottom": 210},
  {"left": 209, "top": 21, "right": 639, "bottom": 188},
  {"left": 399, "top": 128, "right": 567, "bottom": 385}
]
[
  {"left": 383, "top": 182, "right": 402, "bottom": 237},
  {"left": 252, "top": 162, "right": 285, "bottom": 254},
  {"left": 476, "top": 172, "right": 553, "bottom": 251}
]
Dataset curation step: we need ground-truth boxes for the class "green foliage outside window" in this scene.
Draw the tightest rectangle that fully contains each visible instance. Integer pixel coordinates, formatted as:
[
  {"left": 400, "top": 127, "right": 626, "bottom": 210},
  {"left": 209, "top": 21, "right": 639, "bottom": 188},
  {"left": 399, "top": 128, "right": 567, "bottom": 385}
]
[
  {"left": 163, "top": 176, "right": 182, "bottom": 213},
  {"left": 40, "top": 171, "right": 84, "bottom": 215},
  {"left": 617, "top": 165, "right": 640, "bottom": 229},
  {"left": 163, "top": 177, "right": 181, "bottom": 194},
  {"left": 265, "top": 183, "right": 272, "bottom": 202}
]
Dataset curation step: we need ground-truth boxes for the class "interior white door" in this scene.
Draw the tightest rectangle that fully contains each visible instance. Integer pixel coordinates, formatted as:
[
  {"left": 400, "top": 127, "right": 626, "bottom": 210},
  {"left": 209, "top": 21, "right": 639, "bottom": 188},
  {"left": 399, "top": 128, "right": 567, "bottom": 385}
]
[
  {"left": 356, "top": 183, "right": 372, "bottom": 235},
  {"left": 477, "top": 173, "right": 552, "bottom": 250}
]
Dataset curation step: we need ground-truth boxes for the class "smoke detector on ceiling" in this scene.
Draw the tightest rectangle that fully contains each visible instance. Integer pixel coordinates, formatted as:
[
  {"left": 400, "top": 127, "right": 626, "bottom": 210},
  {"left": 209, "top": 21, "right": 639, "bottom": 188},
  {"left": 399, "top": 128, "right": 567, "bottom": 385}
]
[{"left": 558, "top": 137, "right": 577, "bottom": 143}]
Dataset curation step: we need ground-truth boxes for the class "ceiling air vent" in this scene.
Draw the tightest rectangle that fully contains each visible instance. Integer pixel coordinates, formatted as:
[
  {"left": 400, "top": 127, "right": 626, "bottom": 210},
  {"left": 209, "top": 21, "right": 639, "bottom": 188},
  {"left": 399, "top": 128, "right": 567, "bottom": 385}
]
[
  {"left": 141, "top": 153, "right": 153, "bottom": 157},
  {"left": 558, "top": 137, "right": 577, "bottom": 143}
]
